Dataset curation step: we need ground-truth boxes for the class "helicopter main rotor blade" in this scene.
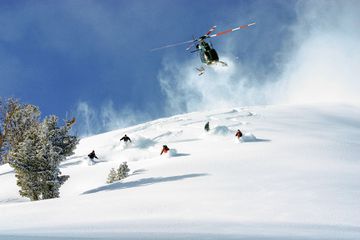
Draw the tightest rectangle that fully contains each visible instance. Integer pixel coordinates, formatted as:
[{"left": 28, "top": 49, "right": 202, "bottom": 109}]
[
  {"left": 186, "top": 34, "right": 202, "bottom": 51},
  {"left": 186, "top": 42, "right": 198, "bottom": 51},
  {"left": 150, "top": 39, "right": 196, "bottom": 52},
  {"left": 205, "top": 25, "right": 217, "bottom": 36},
  {"left": 209, "top": 22, "right": 256, "bottom": 38}
]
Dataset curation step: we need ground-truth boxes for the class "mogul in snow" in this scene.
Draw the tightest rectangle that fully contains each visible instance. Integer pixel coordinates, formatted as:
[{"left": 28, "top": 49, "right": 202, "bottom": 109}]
[{"left": 120, "top": 134, "right": 132, "bottom": 143}]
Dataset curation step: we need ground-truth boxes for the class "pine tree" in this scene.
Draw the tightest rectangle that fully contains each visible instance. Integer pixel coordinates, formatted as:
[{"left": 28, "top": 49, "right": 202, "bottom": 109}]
[
  {"left": 106, "top": 162, "right": 130, "bottom": 184},
  {"left": 10, "top": 125, "right": 43, "bottom": 200},
  {"left": 0, "top": 99, "right": 39, "bottom": 164},
  {"left": 0, "top": 98, "right": 18, "bottom": 154},
  {"left": 38, "top": 120, "right": 64, "bottom": 199},
  {"left": 35, "top": 115, "right": 71, "bottom": 199},
  {"left": 117, "top": 162, "right": 130, "bottom": 180},
  {"left": 9, "top": 118, "right": 71, "bottom": 200},
  {"left": 107, "top": 168, "right": 117, "bottom": 184},
  {"left": 42, "top": 115, "right": 78, "bottom": 159},
  {"left": 3, "top": 99, "right": 77, "bottom": 201}
]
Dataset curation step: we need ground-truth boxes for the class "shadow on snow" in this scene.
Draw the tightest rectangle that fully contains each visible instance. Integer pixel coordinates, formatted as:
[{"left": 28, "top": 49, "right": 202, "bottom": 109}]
[
  {"left": 0, "top": 170, "right": 14, "bottom": 176},
  {"left": 170, "top": 152, "right": 191, "bottom": 157},
  {"left": 60, "top": 160, "right": 83, "bottom": 168},
  {"left": 241, "top": 138, "right": 271, "bottom": 143},
  {"left": 82, "top": 173, "right": 208, "bottom": 195}
]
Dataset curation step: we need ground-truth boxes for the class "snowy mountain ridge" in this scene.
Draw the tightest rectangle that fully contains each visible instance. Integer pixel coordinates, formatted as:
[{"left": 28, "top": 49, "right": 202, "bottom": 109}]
[{"left": 0, "top": 103, "right": 360, "bottom": 239}]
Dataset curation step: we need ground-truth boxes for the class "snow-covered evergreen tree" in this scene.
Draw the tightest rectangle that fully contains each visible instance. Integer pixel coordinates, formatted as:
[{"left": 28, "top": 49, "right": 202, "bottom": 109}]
[
  {"left": 117, "top": 162, "right": 130, "bottom": 180},
  {"left": 39, "top": 118, "right": 70, "bottom": 199},
  {"left": 0, "top": 99, "right": 39, "bottom": 164},
  {"left": 107, "top": 168, "right": 117, "bottom": 184},
  {"left": 10, "top": 127, "right": 43, "bottom": 201},
  {"left": 106, "top": 162, "right": 130, "bottom": 184},
  {"left": 9, "top": 117, "right": 71, "bottom": 200},
  {"left": 43, "top": 115, "right": 79, "bottom": 159},
  {"left": 3, "top": 100, "right": 78, "bottom": 201}
]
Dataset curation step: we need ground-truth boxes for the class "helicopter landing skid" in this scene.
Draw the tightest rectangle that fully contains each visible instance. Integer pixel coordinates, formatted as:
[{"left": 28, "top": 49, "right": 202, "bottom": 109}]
[
  {"left": 195, "top": 61, "right": 227, "bottom": 76},
  {"left": 217, "top": 61, "right": 228, "bottom": 67},
  {"left": 196, "top": 66, "right": 205, "bottom": 76}
]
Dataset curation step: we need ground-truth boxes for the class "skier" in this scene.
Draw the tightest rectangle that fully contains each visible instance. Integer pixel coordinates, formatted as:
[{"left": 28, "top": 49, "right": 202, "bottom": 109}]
[
  {"left": 160, "top": 145, "right": 170, "bottom": 155},
  {"left": 88, "top": 150, "right": 98, "bottom": 160},
  {"left": 235, "top": 129, "right": 243, "bottom": 139},
  {"left": 204, "top": 121, "right": 210, "bottom": 132},
  {"left": 120, "top": 134, "right": 132, "bottom": 143}
]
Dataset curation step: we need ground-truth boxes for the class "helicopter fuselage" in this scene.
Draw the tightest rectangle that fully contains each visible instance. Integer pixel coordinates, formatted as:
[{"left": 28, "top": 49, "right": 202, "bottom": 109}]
[{"left": 197, "top": 40, "right": 219, "bottom": 65}]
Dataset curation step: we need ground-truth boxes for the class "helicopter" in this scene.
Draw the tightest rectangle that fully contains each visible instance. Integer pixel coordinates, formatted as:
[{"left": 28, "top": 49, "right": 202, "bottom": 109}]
[{"left": 151, "top": 22, "right": 256, "bottom": 75}]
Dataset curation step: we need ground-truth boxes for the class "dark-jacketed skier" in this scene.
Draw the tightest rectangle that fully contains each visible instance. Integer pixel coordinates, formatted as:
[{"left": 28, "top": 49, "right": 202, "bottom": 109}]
[
  {"left": 88, "top": 150, "right": 98, "bottom": 160},
  {"left": 204, "top": 121, "right": 210, "bottom": 132},
  {"left": 120, "top": 134, "right": 132, "bottom": 143}
]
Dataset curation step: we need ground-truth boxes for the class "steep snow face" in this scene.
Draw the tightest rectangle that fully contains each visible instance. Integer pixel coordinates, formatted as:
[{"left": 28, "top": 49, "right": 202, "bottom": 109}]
[{"left": 0, "top": 104, "right": 360, "bottom": 239}]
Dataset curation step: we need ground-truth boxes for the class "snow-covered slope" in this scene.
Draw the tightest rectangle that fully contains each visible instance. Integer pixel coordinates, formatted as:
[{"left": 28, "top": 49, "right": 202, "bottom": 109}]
[{"left": 1, "top": 104, "right": 360, "bottom": 239}]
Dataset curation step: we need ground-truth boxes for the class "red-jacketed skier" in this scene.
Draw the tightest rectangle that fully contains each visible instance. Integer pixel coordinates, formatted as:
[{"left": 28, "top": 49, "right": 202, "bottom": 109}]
[
  {"left": 160, "top": 145, "right": 170, "bottom": 155},
  {"left": 235, "top": 129, "right": 243, "bottom": 139}
]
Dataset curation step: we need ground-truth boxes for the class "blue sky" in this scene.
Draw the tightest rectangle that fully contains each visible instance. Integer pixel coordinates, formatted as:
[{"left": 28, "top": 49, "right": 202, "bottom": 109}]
[{"left": 1, "top": 0, "right": 359, "bottom": 135}]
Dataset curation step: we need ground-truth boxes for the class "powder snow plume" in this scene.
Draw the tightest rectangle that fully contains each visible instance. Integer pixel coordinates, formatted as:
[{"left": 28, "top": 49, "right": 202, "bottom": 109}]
[{"left": 159, "top": 0, "right": 360, "bottom": 114}]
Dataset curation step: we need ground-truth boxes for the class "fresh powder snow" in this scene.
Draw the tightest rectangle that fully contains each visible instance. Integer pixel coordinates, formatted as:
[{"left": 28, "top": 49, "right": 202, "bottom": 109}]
[{"left": 0, "top": 104, "right": 360, "bottom": 239}]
